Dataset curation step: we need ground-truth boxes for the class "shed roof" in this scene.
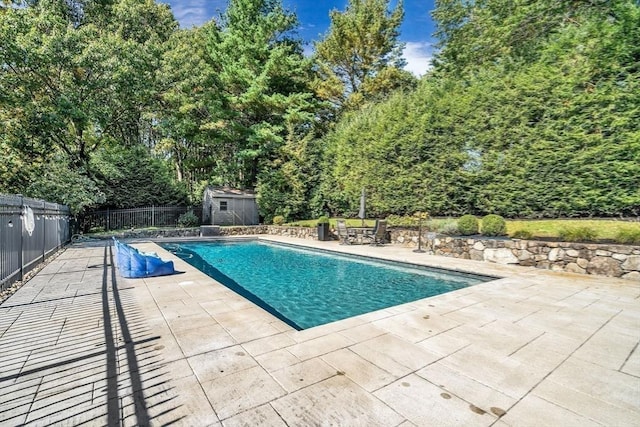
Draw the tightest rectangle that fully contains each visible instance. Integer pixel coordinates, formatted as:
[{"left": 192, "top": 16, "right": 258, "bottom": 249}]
[{"left": 205, "top": 186, "right": 256, "bottom": 199}]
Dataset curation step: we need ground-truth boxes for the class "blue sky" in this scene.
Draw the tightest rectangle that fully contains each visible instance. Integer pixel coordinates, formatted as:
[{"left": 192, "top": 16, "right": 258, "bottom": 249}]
[{"left": 159, "top": 0, "right": 438, "bottom": 76}]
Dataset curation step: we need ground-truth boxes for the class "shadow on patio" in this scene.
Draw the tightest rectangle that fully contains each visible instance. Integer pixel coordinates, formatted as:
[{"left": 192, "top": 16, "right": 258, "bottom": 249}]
[{"left": 0, "top": 243, "right": 184, "bottom": 425}]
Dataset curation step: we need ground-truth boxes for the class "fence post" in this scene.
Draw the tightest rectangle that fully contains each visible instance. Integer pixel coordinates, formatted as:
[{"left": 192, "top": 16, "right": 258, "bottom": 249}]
[
  {"left": 107, "top": 208, "right": 110, "bottom": 231},
  {"left": 152, "top": 205, "right": 155, "bottom": 227},
  {"left": 19, "top": 195, "right": 24, "bottom": 282},
  {"left": 42, "top": 200, "right": 46, "bottom": 263}
]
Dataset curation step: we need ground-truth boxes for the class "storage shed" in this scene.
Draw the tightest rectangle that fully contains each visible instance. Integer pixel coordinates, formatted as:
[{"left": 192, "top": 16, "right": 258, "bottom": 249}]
[{"left": 202, "top": 187, "right": 259, "bottom": 226}]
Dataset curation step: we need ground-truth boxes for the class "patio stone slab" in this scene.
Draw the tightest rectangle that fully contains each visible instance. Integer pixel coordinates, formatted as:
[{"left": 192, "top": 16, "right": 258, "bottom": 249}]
[
  {"left": 271, "top": 375, "right": 405, "bottom": 426},
  {"left": 349, "top": 333, "right": 441, "bottom": 377},
  {"left": 222, "top": 404, "right": 287, "bottom": 427},
  {"left": 374, "top": 374, "right": 497, "bottom": 426},
  {"left": 173, "top": 323, "right": 237, "bottom": 357},
  {"left": 500, "top": 394, "right": 602, "bottom": 427},
  {"left": 270, "top": 358, "right": 336, "bottom": 392},
  {"left": 200, "top": 365, "right": 286, "bottom": 420},
  {"left": 532, "top": 378, "right": 640, "bottom": 426},
  {"left": 188, "top": 345, "right": 258, "bottom": 383},
  {"left": 321, "top": 348, "right": 398, "bottom": 392}
]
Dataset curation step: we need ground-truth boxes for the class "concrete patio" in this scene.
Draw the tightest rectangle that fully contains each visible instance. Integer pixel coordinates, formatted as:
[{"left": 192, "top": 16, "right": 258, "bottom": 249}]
[{"left": 0, "top": 236, "right": 638, "bottom": 426}]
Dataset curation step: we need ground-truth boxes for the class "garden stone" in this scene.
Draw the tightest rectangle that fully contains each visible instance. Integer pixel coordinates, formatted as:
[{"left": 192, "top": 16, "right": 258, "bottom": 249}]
[
  {"left": 566, "top": 249, "right": 580, "bottom": 258},
  {"left": 621, "top": 255, "right": 640, "bottom": 271},
  {"left": 469, "top": 249, "right": 484, "bottom": 261},
  {"left": 611, "top": 253, "right": 627, "bottom": 262},
  {"left": 587, "top": 257, "right": 622, "bottom": 277},
  {"left": 576, "top": 258, "right": 589, "bottom": 269},
  {"left": 622, "top": 271, "right": 640, "bottom": 281},
  {"left": 484, "top": 248, "right": 519, "bottom": 264},
  {"left": 548, "top": 248, "right": 562, "bottom": 262},
  {"left": 565, "top": 263, "right": 586, "bottom": 274},
  {"left": 595, "top": 249, "right": 612, "bottom": 256},
  {"left": 473, "top": 241, "right": 485, "bottom": 251}
]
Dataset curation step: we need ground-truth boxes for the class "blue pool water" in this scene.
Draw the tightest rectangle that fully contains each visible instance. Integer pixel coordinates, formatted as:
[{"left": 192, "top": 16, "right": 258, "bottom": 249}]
[{"left": 162, "top": 240, "right": 492, "bottom": 330}]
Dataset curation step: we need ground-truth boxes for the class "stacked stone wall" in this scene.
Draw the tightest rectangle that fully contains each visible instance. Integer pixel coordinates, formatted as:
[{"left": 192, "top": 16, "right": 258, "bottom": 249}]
[{"left": 390, "top": 229, "right": 640, "bottom": 280}]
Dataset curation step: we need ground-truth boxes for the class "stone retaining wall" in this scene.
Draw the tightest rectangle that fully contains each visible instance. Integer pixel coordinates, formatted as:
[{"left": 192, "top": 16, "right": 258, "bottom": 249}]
[
  {"left": 390, "top": 229, "right": 640, "bottom": 280},
  {"left": 99, "top": 226, "right": 639, "bottom": 279}
]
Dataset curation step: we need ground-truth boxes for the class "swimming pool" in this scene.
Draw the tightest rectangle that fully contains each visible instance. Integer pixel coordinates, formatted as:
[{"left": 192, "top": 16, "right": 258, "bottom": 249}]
[{"left": 162, "top": 240, "right": 493, "bottom": 330}]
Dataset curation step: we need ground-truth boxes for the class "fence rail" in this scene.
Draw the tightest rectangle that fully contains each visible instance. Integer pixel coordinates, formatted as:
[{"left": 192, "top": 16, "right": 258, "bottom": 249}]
[
  {"left": 0, "top": 194, "right": 71, "bottom": 291},
  {"left": 81, "top": 205, "right": 202, "bottom": 232}
]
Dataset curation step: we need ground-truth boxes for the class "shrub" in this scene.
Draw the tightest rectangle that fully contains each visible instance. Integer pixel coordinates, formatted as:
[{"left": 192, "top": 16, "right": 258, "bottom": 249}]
[
  {"left": 511, "top": 229, "right": 533, "bottom": 240},
  {"left": 457, "top": 215, "right": 479, "bottom": 235},
  {"left": 272, "top": 215, "right": 285, "bottom": 225},
  {"left": 177, "top": 210, "right": 199, "bottom": 227},
  {"left": 614, "top": 228, "right": 640, "bottom": 245},
  {"left": 317, "top": 215, "right": 330, "bottom": 225},
  {"left": 481, "top": 214, "right": 507, "bottom": 236},
  {"left": 435, "top": 219, "right": 459, "bottom": 235},
  {"left": 558, "top": 226, "right": 598, "bottom": 242}
]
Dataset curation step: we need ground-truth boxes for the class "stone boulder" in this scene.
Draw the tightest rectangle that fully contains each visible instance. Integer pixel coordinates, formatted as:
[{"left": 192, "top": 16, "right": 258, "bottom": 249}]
[
  {"left": 586, "top": 257, "right": 622, "bottom": 277},
  {"left": 484, "top": 248, "right": 519, "bottom": 264},
  {"left": 622, "top": 255, "right": 640, "bottom": 272}
]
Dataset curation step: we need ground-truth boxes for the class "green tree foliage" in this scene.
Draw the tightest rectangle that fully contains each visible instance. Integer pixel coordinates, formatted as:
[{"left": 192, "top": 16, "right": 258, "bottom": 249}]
[
  {"left": 154, "top": 23, "right": 226, "bottom": 196},
  {"left": 320, "top": 1, "right": 640, "bottom": 217},
  {"left": 431, "top": 0, "right": 616, "bottom": 75},
  {"left": 91, "top": 145, "right": 188, "bottom": 209},
  {"left": 313, "top": 0, "right": 416, "bottom": 110},
  {"left": 203, "top": 0, "right": 318, "bottom": 188},
  {"left": 0, "top": 0, "right": 176, "bottom": 168},
  {"left": 0, "top": 0, "right": 186, "bottom": 211}
]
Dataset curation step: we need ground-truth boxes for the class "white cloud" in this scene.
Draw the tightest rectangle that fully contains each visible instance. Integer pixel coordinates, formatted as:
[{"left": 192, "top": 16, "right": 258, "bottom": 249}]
[
  {"left": 164, "top": 0, "right": 225, "bottom": 28},
  {"left": 402, "top": 41, "right": 433, "bottom": 77}
]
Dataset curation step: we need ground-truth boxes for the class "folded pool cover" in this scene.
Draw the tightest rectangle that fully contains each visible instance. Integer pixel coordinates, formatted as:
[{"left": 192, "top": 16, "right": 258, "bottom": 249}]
[{"left": 113, "top": 238, "right": 176, "bottom": 278}]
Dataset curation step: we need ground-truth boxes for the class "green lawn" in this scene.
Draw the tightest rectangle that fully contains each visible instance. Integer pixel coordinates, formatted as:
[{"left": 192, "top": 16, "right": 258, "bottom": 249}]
[{"left": 506, "top": 219, "right": 640, "bottom": 240}]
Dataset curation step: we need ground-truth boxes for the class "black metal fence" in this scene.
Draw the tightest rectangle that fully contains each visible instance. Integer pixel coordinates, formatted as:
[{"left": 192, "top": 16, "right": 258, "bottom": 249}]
[
  {"left": 0, "top": 194, "right": 71, "bottom": 291},
  {"left": 81, "top": 205, "right": 202, "bottom": 232}
]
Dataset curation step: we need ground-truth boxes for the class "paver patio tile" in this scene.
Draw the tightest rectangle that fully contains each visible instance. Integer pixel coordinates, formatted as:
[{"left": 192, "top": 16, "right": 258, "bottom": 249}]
[
  {"left": 337, "top": 322, "right": 387, "bottom": 343},
  {"left": 120, "top": 374, "right": 221, "bottom": 426},
  {"left": 271, "top": 375, "right": 404, "bottom": 426},
  {"left": 546, "top": 357, "right": 640, "bottom": 413},
  {"left": 417, "top": 362, "right": 516, "bottom": 415},
  {"left": 321, "top": 348, "right": 398, "bottom": 392},
  {"left": 241, "top": 332, "right": 297, "bottom": 357},
  {"left": 270, "top": 358, "right": 336, "bottom": 393},
  {"left": 532, "top": 378, "right": 640, "bottom": 426},
  {"left": 349, "top": 333, "right": 440, "bottom": 377},
  {"left": 27, "top": 382, "right": 95, "bottom": 425},
  {"left": 500, "top": 394, "right": 602, "bottom": 427},
  {"left": 200, "top": 299, "right": 239, "bottom": 316},
  {"left": 188, "top": 345, "right": 258, "bottom": 383},
  {"left": 218, "top": 317, "right": 284, "bottom": 343},
  {"left": 418, "top": 327, "right": 470, "bottom": 357},
  {"left": 200, "top": 365, "right": 286, "bottom": 420},
  {"left": 571, "top": 320, "right": 639, "bottom": 370},
  {"left": 166, "top": 312, "right": 219, "bottom": 334},
  {"left": 621, "top": 341, "right": 640, "bottom": 377},
  {"left": 222, "top": 404, "right": 287, "bottom": 427},
  {"left": 286, "top": 332, "right": 354, "bottom": 361},
  {"left": 373, "top": 313, "right": 444, "bottom": 343},
  {"left": 255, "top": 348, "right": 301, "bottom": 372},
  {"left": 374, "top": 374, "right": 496, "bottom": 426},
  {"left": 156, "top": 299, "right": 210, "bottom": 320},
  {"left": 173, "top": 323, "right": 237, "bottom": 357},
  {"left": 438, "top": 345, "right": 544, "bottom": 400}
]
